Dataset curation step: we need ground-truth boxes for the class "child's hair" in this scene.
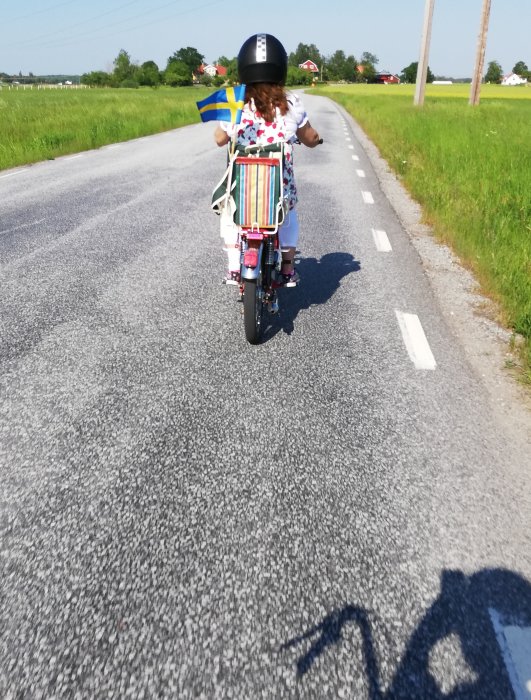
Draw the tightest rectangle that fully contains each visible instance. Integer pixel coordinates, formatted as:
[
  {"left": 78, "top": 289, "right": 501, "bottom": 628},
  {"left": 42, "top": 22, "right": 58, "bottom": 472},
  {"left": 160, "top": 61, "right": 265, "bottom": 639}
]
[{"left": 245, "top": 83, "right": 288, "bottom": 123}]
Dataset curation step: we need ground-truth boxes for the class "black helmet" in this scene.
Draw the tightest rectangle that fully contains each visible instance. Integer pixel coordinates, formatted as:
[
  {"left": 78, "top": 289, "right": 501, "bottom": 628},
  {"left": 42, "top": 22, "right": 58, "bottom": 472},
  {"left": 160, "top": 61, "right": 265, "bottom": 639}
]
[{"left": 237, "top": 33, "right": 288, "bottom": 85}]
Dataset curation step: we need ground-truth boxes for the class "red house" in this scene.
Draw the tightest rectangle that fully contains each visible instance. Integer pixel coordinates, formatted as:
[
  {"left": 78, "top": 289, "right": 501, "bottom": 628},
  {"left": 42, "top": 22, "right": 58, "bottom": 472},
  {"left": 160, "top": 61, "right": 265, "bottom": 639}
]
[
  {"left": 374, "top": 72, "right": 400, "bottom": 84},
  {"left": 299, "top": 60, "right": 319, "bottom": 73}
]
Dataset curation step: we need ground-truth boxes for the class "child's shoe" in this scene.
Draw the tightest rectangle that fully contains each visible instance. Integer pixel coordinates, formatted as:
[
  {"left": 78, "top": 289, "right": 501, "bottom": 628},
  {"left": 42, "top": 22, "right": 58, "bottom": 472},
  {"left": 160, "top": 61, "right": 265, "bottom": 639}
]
[
  {"left": 281, "top": 270, "right": 300, "bottom": 287},
  {"left": 223, "top": 271, "right": 241, "bottom": 286}
]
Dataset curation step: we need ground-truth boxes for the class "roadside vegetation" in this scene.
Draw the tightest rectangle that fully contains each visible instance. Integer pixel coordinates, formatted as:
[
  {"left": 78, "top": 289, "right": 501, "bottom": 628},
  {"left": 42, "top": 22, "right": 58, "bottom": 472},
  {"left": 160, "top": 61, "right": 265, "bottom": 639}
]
[
  {"left": 311, "top": 83, "right": 531, "bottom": 379},
  {"left": 0, "top": 86, "right": 211, "bottom": 169}
]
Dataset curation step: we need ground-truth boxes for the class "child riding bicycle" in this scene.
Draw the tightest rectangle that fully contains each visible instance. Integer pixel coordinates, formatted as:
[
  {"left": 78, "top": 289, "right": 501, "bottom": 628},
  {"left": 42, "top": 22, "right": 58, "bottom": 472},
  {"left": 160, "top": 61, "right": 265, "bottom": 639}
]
[{"left": 214, "top": 33, "right": 321, "bottom": 286}]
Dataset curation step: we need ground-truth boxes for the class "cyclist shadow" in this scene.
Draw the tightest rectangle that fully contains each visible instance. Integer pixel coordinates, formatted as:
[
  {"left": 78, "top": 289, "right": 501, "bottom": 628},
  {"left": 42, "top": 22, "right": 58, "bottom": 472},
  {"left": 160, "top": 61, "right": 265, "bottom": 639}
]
[
  {"left": 280, "top": 604, "right": 382, "bottom": 697},
  {"left": 263, "top": 252, "right": 361, "bottom": 340},
  {"left": 280, "top": 568, "right": 531, "bottom": 698}
]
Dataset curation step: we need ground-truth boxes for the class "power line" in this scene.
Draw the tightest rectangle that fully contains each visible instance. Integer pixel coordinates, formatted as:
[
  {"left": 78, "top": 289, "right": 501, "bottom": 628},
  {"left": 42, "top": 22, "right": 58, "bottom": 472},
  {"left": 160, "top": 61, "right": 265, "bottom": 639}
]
[
  {"left": 6, "top": 0, "right": 224, "bottom": 57},
  {"left": 5, "top": 0, "right": 144, "bottom": 49},
  {"left": 6, "top": 0, "right": 80, "bottom": 23}
]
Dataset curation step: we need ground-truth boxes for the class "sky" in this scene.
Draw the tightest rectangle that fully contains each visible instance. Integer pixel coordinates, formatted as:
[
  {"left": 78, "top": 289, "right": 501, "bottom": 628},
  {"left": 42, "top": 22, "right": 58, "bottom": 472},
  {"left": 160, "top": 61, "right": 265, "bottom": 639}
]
[{"left": 1, "top": 0, "right": 530, "bottom": 78}]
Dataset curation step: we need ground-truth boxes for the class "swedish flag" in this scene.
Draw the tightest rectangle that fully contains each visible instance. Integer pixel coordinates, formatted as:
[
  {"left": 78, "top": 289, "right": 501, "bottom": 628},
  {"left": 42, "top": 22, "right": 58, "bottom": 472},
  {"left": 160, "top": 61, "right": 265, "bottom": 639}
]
[{"left": 196, "top": 85, "right": 246, "bottom": 124}]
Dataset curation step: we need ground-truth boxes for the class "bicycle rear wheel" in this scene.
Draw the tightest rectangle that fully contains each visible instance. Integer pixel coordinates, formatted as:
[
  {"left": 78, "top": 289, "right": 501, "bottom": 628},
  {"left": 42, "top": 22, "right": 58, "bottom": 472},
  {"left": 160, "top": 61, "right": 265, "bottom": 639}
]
[{"left": 243, "top": 278, "right": 263, "bottom": 344}]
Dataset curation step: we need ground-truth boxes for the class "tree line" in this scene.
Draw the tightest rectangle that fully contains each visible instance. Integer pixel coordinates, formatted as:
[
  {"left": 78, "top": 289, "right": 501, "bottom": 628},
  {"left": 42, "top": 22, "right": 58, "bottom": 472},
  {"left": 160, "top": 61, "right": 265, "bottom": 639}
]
[
  {"left": 485, "top": 60, "right": 530, "bottom": 83},
  {"left": 7, "top": 42, "right": 525, "bottom": 88},
  {"left": 79, "top": 43, "right": 385, "bottom": 88},
  {"left": 77, "top": 44, "right": 452, "bottom": 88}
]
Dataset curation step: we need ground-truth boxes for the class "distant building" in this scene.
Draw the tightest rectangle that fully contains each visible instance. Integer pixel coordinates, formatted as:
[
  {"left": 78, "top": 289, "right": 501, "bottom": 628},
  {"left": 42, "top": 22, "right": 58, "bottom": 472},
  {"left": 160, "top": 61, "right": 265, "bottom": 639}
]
[
  {"left": 501, "top": 73, "right": 527, "bottom": 86},
  {"left": 298, "top": 60, "right": 319, "bottom": 73},
  {"left": 374, "top": 71, "right": 400, "bottom": 84},
  {"left": 197, "top": 64, "right": 228, "bottom": 78}
]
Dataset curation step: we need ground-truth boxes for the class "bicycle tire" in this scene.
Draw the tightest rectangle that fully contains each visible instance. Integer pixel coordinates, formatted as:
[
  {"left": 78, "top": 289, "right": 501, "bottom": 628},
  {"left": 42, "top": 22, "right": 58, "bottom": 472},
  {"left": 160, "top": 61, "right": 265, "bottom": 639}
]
[{"left": 243, "top": 278, "right": 263, "bottom": 344}]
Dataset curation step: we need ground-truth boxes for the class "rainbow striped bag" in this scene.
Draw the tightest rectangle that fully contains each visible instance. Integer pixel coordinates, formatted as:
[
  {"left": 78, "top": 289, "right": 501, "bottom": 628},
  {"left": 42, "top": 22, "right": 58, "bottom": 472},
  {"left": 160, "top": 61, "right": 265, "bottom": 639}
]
[
  {"left": 233, "top": 153, "right": 282, "bottom": 229},
  {"left": 211, "top": 144, "right": 285, "bottom": 232}
]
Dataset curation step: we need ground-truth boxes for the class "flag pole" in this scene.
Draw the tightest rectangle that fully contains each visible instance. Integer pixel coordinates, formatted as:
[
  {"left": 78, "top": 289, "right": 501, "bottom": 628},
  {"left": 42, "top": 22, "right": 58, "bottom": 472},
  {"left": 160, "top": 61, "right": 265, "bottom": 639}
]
[
  {"left": 225, "top": 85, "right": 244, "bottom": 212},
  {"left": 229, "top": 85, "right": 243, "bottom": 158}
]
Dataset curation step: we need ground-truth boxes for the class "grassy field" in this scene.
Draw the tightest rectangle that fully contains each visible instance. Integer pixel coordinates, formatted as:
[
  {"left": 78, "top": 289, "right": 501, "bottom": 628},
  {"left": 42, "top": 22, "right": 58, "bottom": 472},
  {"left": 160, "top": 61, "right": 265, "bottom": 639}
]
[
  {"left": 311, "top": 83, "right": 531, "bottom": 379},
  {"left": 0, "top": 86, "right": 210, "bottom": 170}
]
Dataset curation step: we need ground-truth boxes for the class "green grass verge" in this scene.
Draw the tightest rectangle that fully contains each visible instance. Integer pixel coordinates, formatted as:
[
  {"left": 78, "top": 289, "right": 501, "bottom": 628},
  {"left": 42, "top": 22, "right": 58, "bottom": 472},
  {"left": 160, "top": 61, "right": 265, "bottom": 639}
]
[
  {"left": 312, "top": 84, "right": 531, "bottom": 381},
  {"left": 0, "top": 86, "right": 210, "bottom": 170}
]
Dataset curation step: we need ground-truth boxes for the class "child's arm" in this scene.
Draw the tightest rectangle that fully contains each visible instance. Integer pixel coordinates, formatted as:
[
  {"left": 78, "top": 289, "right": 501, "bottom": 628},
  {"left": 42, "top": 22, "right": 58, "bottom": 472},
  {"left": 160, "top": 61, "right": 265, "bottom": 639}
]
[
  {"left": 296, "top": 122, "right": 321, "bottom": 148},
  {"left": 214, "top": 125, "right": 230, "bottom": 147}
]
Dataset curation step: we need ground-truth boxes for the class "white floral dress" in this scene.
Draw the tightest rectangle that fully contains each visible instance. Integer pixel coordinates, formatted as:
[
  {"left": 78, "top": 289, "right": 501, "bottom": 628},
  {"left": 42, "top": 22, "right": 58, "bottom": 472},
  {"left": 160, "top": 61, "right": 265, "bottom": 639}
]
[{"left": 219, "top": 92, "right": 308, "bottom": 211}]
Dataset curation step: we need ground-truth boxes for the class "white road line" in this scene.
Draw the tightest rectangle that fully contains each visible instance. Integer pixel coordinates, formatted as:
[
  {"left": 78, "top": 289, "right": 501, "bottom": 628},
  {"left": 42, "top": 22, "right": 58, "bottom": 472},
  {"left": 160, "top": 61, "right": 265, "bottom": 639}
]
[
  {"left": 372, "top": 229, "right": 392, "bottom": 252},
  {"left": 395, "top": 311, "right": 437, "bottom": 370},
  {"left": 356, "top": 169, "right": 366, "bottom": 178},
  {"left": 362, "top": 191, "right": 374, "bottom": 204},
  {"left": 0, "top": 218, "right": 46, "bottom": 237},
  {"left": 64, "top": 154, "right": 83, "bottom": 160},
  {"left": 0, "top": 169, "right": 29, "bottom": 179},
  {"left": 490, "top": 609, "right": 531, "bottom": 700},
  {"left": 348, "top": 145, "right": 354, "bottom": 150},
  {"left": 345, "top": 137, "right": 351, "bottom": 141},
  {"left": 106, "top": 144, "right": 120, "bottom": 150},
  {"left": 352, "top": 154, "right": 359, "bottom": 160}
]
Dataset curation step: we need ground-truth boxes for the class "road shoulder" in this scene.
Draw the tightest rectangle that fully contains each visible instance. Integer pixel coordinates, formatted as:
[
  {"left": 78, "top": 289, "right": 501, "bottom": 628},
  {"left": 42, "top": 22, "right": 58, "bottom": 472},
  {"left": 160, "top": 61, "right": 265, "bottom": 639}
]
[{"left": 337, "top": 102, "right": 531, "bottom": 446}]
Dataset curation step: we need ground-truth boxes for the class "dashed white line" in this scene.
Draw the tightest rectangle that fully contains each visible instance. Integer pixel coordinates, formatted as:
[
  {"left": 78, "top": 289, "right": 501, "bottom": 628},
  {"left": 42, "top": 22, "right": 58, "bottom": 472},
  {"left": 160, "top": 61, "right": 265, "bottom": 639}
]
[
  {"left": 356, "top": 169, "right": 366, "bottom": 178},
  {"left": 372, "top": 229, "right": 392, "bottom": 252},
  {"left": 352, "top": 154, "right": 359, "bottom": 160},
  {"left": 345, "top": 137, "right": 351, "bottom": 141},
  {"left": 362, "top": 191, "right": 374, "bottom": 204},
  {"left": 348, "top": 145, "right": 354, "bottom": 150},
  {"left": 395, "top": 311, "right": 437, "bottom": 370}
]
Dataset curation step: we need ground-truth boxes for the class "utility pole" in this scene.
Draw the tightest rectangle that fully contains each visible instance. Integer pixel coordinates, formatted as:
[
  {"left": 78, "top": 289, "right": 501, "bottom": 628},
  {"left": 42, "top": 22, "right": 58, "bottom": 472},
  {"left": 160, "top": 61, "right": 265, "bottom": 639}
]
[
  {"left": 414, "top": 0, "right": 435, "bottom": 106},
  {"left": 469, "top": 0, "right": 492, "bottom": 106}
]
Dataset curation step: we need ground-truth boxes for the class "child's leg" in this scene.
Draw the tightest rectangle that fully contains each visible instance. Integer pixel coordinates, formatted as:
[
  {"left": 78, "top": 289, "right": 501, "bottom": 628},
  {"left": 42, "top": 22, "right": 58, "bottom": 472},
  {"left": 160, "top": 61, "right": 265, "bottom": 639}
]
[
  {"left": 278, "top": 209, "right": 299, "bottom": 274},
  {"left": 220, "top": 211, "right": 240, "bottom": 274}
]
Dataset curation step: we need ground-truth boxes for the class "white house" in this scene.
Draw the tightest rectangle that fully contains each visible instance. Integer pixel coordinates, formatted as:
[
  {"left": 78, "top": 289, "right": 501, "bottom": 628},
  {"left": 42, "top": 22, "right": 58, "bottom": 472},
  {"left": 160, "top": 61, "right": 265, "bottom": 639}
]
[
  {"left": 501, "top": 73, "right": 527, "bottom": 86},
  {"left": 197, "top": 64, "right": 228, "bottom": 78}
]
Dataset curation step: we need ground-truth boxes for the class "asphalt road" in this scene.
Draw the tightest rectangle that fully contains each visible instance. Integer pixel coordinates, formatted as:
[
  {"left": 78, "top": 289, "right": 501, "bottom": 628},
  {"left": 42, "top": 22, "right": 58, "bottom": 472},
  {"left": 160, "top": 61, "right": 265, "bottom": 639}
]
[{"left": 1, "top": 93, "right": 530, "bottom": 699}]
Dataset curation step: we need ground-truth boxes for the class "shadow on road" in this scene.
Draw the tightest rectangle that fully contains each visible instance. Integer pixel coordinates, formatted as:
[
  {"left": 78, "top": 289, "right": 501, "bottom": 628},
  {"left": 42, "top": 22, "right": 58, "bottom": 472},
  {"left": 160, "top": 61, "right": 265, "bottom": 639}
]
[
  {"left": 281, "top": 604, "right": 381, "bottom": 697},
  {"left": 280, "top": 568, "right": 531, "bottom": 698},
  {"left": 263, "top": 251, "right": 361, "bottom": 340}
]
